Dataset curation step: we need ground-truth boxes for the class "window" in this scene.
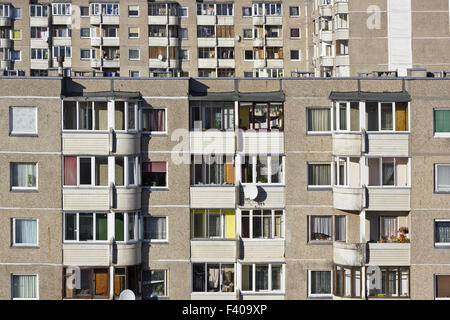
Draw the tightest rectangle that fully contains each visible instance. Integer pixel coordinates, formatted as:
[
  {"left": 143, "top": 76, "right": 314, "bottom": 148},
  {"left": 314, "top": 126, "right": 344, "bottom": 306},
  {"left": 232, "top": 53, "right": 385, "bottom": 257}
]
[
  {"left": 128, "top": 27, "right": 139, "bottom": 38},
  {"left": 241, "top": 210, "right": 284, "bottom": 239},
  {"left": 238, "top": 102, "right": 284, "bottom": 130},
  {"left": 64, "top": 268, "right": 108, "bottom": 299},
  {"left": 30, "top": 5, "right": 48, "bottom": 17},
  {"left": 290, "top": 28, "right": 301, "bottom": 39},
  {"left": 435, "top": 275, "right": 450, "bottom": 299},
  {"left": 80, "top": 28, "right": 91, "bottom": 38},
  {"left": 435, "top": 220, "right": 450, "bottom": 247},
  {"left": 128, "top": 5, "right": 139, "bottom": 17},
  {"left": 80, "top": 49, "right": 96, "bottom": 60},
  {"left": 12, "top": 219, "right": 38, "bottom": 246},
  {"left": 0, "top": 4, "right": 9, "bottom": 17},
  {"left": 216, "top": 26, "right": 234, "bottom": 38},
  {"left": 11, "top": 30, "right": 21, "bottom": 40},
  {"left": 334, "top": 266, "right": 361, "bottom": 298},
  {"left": 252, "top": 2, "right": 282, "bottom": 16},
  {"left": 241, "top": 263, "right": 283, "bottom": 292},
  {"left": 198, "top": 69, "right": 215, "bottom": 78},
  {"left": 243, "top": 29, "right": 254, "bottom": 39},
  {"left": 197, "top": 26, "right": 215, "bottom": 38},
  {"left": 307, "top": 163, "right": 331, "bottom": 188},
  {"left": 289, "top": 6, "right": 300, "bottom": 17},
  {"left": 192, "top": 263, "right": 235, "bottom": 293},
  {"left": 367, "top": 157, "right": 409, "bottom": 187},
  {"left": 64, "top": 212, "right": 108, "bottom": 242},
  {"left": 336, "top": 40, "right": 348, "bottom": 55},
  {"left": 191, "top": 209, "right": 235, "bottom": 239},
  {"left": 179, "top": 49, "right": 189, "bottom": 61},
  {"left": 11, "top": 163, "right": 37, "bottom": 190},
  {"left": 52, "top": 3, "right": 71, "bottom": 15},
  {"left": 241, "top": 156, "right": 284, "bottom": 184},
  {"left": 143, "top": 216, "right": 167, "bottom": 241},
  {"left": 435, "top": 164, "right": 450, "bottom": 192},
  {"left": 149, "top": 25, "right": 166, "bottom": 37},
  {"left": 178, "top": 7, "right": 188, "bottom": 17},
  {"left": 216, "top": 3, "right": 233, "bottom": 16},
  {"left": 30, "top": 27, "right": 48, "bottom": 39},
  {"left": 31, "top": 48, "right": 48, "bottom": 60},
  {"left": 190, "top": 101, "right": 234, "bottom": 130},
  {"left": 333, "top": 102, "right": 360, "bottom": 131},
  {"left": 307, "top": 108, "right": 331, "bottom": 133},
  {"left": 90, "top": 3, "right": 119, "bottom": 16},
  {"left": 142, "top": 108, "right": 166, "bottom": 133},
  {"left": 9, "top": 107, "right": 37, "bottom": 135},
  {"left": 143, "top": 270, "right": 167, "bottom": 298},
  {"left": 365, "top": 102, "right": 409, "bottom": 132},
  {"left": 217, "top": 47, "right": 234, "bottom": 59},
  {"left": 179, "top": 28, "right": 188, "bottom": 39},
  {"left": 198, "top": 47, "right": 215, "bottom": 59},
  {"left": 242, "top": 7, "right": 252, "bottom": 17},
  {"left": 53, "top": 27, "right": 71, "bottom": 38},
  {"left": 367, "top": 267, "right": 410, "bottom": 298},
  {"left": 12, "top": 275, "right": 38, "bottom": 300},
  {"left": 434, "top": 109, "right": 450, "bottom": 137},
  {"left": 335, "top": 13, "right": 348, "bottom": 29},
  {"left": 129, "top": 49, "right": 140, "bottom": 60},
  {"left": 53, "top": 46, "right": 71, "bottom": 58},
  {"left": 142, "top": 162, "right": 167, "bottom": 188},
  {"left": 80, "top": 6, "right": 89, "bottom": 17},
  {"left": 308, "top": 216, "right": 346, "bottom": 242},
  {"left": 12, "top": 8, "right": 21, "bottom": 19},
  {"left": 290, "top": 50, "right": 300, "bottom": 60},
  {"left": 191, "top": 155, "right": 234, "bottom": 185},
  {"left": 129, "top": 70, "right": 140, "bottom": 78},
  {"left": 11, "top": 50, "right": 20, "bottom": 61},
  {"left": 308, "top": 271, "right": 332, "bottom": 298}
]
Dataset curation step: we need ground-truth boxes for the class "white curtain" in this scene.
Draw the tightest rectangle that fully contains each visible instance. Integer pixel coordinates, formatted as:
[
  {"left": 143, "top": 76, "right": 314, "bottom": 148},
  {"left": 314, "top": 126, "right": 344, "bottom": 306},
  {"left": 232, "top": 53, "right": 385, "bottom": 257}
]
[
  {"left": 437, "top": 165, "right": 450, "bottom": 190},
  {"left": 207, "top": 265, "right": 220, "bottom": 291},
  {"left": 309, "top": 164, "right": 331, "bottom": 185},
  {"left": 13, "top": 275, "right": 36, "bottom": 299},
  {"left": 309, "top": 109, "right": 330, "bottom": 131},
  {"left": 312, "top": 216, "right": 332, "bottom": 240},
  {"left": 381, "top": 217, "right": 398, "bottom": 240},
  {"left": 150, "top": 217, "right": 166, "bottom": 240},
  {"left": 335, "top": 216, "right": 346, "bottom": 241},
  {"left": 382, "top": 161, "right": 395, "bottom": 185},
  {"left": 311, "top": 271, "right": 331, "bottom": 294},
  {"left": 13, "top": 163, "right": 36, "bottom": 187},
  {"left": 208, "top": 212, "right": 221, "bottom": 237},
  {"left": 15, "top": 219, "right": 37, "bottom": 244},
  {"left": 437, "top": 222, "right": 450, "bottom": 243}
]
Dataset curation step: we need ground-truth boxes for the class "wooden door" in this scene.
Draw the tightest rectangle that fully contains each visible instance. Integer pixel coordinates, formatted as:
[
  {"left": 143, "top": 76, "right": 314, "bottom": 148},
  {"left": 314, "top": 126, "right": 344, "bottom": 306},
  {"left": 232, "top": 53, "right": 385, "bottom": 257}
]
[{"left": 95, "top": 269, "right": 108, "bottom": 297}]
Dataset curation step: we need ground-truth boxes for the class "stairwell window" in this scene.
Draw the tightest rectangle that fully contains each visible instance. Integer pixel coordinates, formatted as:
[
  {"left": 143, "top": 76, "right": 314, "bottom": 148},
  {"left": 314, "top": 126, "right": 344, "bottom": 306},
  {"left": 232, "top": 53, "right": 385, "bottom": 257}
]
[
  {"left": 307, "top": 107, "right": 331, "bottom": 134},
  {"left": 142, "top": 108, "right": 166, "bottom": 134},
  {"left": 241, "top": 209, "right": 284, "bottom": 239},
  {"left": 307, "top": 163, "right": 331, "bottom": 189},
  {"left": 9, "top": 106, "right": 37, "bottom": 136},
  {"left": 143, "top": 270, "right": 167, "bottom": 298},
  {"left": 435, "top": 275, "right": 450, "bottom": 299},
  {"left": 435, "top": 164, "right": 450, "bottom": 193}
]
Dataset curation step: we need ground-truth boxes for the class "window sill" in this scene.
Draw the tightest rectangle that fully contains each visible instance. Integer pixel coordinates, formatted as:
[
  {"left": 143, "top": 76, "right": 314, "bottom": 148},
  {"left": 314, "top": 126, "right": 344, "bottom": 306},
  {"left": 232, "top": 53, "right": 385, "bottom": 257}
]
[
  {"left": 11, "top": 245, "right": 39, "bottom": 249},
  {"left": 308, "top": 241, "right": 333, "bottom": 245},
  {"left": 144, "top": 240, "right": 169, "bottom": 244},
  {"left": 142, "top": 132, "right": 168, "bottom": 137},
  {"left": 306, "top": 132, "right": 332, "bottom": 136},
  {"left": 307, "top": 295, "right": 333, "bottom": 299},
  {"left": 10, "top": 188, "right": 38, "bottom": 193},
  {"left": 434, "top": 244, "right": 450, "bottom": 249},
  {"left": 307, "top": 186, "right": 332, "bottom": 191},
  {"left": 142, "top": 186, "right": 169, "bottom": 191},
  {"left": 9, "top": 133, "right": 38, "bottom": 137}
]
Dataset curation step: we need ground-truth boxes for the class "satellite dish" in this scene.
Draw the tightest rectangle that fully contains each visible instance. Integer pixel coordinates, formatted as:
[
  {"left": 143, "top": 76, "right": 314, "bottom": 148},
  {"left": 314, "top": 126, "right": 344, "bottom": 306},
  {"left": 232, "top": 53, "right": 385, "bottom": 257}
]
[
  {"left": 244, "top": 184, "right": 258, "bottom": 200},
  {"left": 157, "top": 54, "right": 163, "bottom": 61},
  {"left": 118, "top": 289, "right": 136, "bottom": 300}
]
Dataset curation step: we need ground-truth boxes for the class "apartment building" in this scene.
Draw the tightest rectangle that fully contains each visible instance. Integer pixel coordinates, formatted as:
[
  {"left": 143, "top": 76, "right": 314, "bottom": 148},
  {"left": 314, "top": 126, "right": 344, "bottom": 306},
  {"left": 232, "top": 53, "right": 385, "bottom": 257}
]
[
  {"left": 1, "top": 72, "right": 450, "bottom": 300},
  {"left": 312, "top": 0, "right": 450, "bottom": 77}
]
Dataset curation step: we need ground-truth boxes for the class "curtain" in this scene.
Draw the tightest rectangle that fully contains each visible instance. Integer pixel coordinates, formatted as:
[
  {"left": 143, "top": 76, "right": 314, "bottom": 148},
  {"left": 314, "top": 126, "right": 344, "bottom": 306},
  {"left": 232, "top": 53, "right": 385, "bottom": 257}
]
[
  {"left": 381, "top": 103, "right": 393, "bottom": 130},
  {"left": 255, "top": 265, "right": 268, "bottom": 291},
  {"left": 435, "top": 110, "right": 450, "bottom": 133},
  {"left": 207, "top": 265, "right": 220, "bottom": 292},
  {"left": 64, "top": 156, "right": 77, "bottom": 186},
  {"left": 437, "top": 222, "right": 450, "bottom": 243},
  {"left": 13, "top": 163, "right": 36, "bottom": 188},
  {"left": 308, "top": 164, "right": 331, "bottom": 185},
  {"left": 15, "top": 219, "right": 37, "bottom": 244},
  {"left": 381, "top": 217, "right": 398, "bottom": 240},
  {"left": 271, "top": 265, "right": 282, "bottom": 290},
  {"left": 308, "top": 108, "right": 330, "bottom": 131},
  {"left": 150, "top": 217, "right": 166, "bottom": 240},
  {"left": 13, "top": 275, "right": 36, "bottom": 299},
  {"left": 382, "top": 160, "right": 395, "bottom": 186},
  {"left": 311, "top": 216, "right": 332, "bottom": 240},
  {"left": 208, "top": 211, "right": 221, "bottom": 237},
  {"left": 147, "top": 109, "right": 165, "bottom": 132},
  {"left": 311, "top": 271, "right": 331, "bottom": 294},
  {"left": 335, "top": 216, "right": 346, "bottom": 241}
]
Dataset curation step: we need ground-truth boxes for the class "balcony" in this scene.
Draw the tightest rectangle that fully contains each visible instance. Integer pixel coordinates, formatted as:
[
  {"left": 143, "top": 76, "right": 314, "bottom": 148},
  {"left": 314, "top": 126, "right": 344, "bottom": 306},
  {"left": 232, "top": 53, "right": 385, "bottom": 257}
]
[
  {"left": 320, "top": 56, "right": 334, "bottom": 67},
  {"left": 30, "top": 60, "right": 49, "bottom": 69},
  {"left": 148, "top": 59, "right": 168, "bottom": 69},
  {"left": 90, "top": 37, "right": 101, "bottom": 46},
  {"left": 0, "top": 59, "right": 10, "bottom": 69},
  {"left": 217, "top": 16, "right": 234, "bottom": 25},
  {"left": 90, "top": 58, "right": 102, "bottom": 68},
  {"left": 190, "top": 185, "right": 236, "bottom": 209},
  {"left": 53, "top": 37, "right": 71, "bottom": 46},
  {"left": 366, "top": 187, "right": 410, "bottom": 211},
  {"left": 62, "top": 132, "right": 140, "bottom": 155},
  {"left": 102, "top": 37, "right": 120, "bottom": 46},
  {"left": 190, "top": 131, "right": 235, "bottom": 154},
  {"left": 332, "top": 132, "right": 363, "bottom": 156},
  {"left": 333, "top": 242, "right": 365, "bottom": 266},
  {"left": 266, "top": 16, "right": 282, "bottom": 25},
  {"left": 253, "top": 38, "right": 265, "bottom": 47},
  {"left": 53, "top": 57, "right": 72, "bottom": 67},
  {"left": 335, "top": 28, "right": 349, "bottom": 40},
  {"left": 197, "top": 15, "right": 216, "bottom": 25},
  {"left": 266, "top": 38, "right": 283, "bottom": 47},
  {"left": 366, "top": 243, "right": 410, "bottom": 266},
  {"left": 63, "top": 242, "right": 141, "bottom": 266},
  {"left": 52, "top": 15, "right": 72, "bottom": 25},
  {"left": 253, "top": 59, "right": 266, "bottom": 68},
  {"left": 218, "top": 59, "right": 235, "bottom": 68},
  {"left": 333, "top": 186, "right": 364, "bottom": 211},
  {"left": 320, "top": 30, "right": 333, "bottom": 42},
  {"left": 148, "top": 37, "right": 179, "bottom": 46},
  {"left": 198, "top": 58, "right": 217, "bottom": 69},
  {"left": 319, "top": 5, "right": 333, "bottom": 17},
  {"left": 217, "top": 38, "right": 234, "bottom": 47},
  {"left": 335, "top": 55, "right": 350, "bottom": 66},
  {"left": 334, "top": 2, "right": 349, "bottom": 14},
  {"left": 191, "top": 239, "right": 237, "bottom": 262},
  {"left": 30, "top": 17, "right": 48, "bottom": 27},
  {"left": 0, "top": 16, "right": 11, "bottom": 27},
  {"left": 63, "top": 186, "right": 141, "bottom": 211},
  {"left": 252, "top": 16, "right": 265, "bottom": 25},
  {"left": 148, "top": 15, "right": 167, "bottom": 25},
  {"left": 0, "top": 38, "right": 10, "bottom": 48},
  {"left": 238, "top": 185, "right": 285, "bottom": 209},
  {"left": 90, "top": 15, "right": 119, "bottom": 25},
  {"left": 102, "top": 58, "right": 120, "bottom": 68},
  {"left": 240, "top": 239, "right": 284, "bottom": 261},
  {"left": 237, "top": 131, "right": 284, "bottom": 154},
  {"left": 30, "top": 39, "right": 49, "bottom": 48},
  {"left": 366, "top": 133, "right": 409, "bottom": 157},
  {"left": 197, "top": 38, "right": 217, "bottom": 47},
  {"left": 267, "top": 59, "right": 284, "bottom": 68}
]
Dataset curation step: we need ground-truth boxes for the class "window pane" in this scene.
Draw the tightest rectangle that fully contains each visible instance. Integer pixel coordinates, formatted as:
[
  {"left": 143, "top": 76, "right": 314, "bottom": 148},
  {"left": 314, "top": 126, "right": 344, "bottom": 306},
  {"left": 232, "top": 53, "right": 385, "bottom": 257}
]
[
  {"left": 79, "top": 102, "right": 92, "bottom": 130},
  {"left": 221, "top": 265, "right": 234, "bottom": 292},
  {"left": 193, "top": 211, "right": 206, "bottom": 238},
  {"left": 272, "top": 265, "right": 282, "bottom": 290},
  {"left": 396, "top": 103, "right": 408, "bottom": 131},
  {"left": 96, "top": 213, "right": 107, "bottom": 240},
  {"left": 366, "top": 102, "right": 379, "bottom": 131},
  {"left": 241, "top": 211, "right": 250, "bottom": 238},
  {"left": 256, "top": 156, "right": 268, "bottom": 183},
  {"left": 79, "top": 158, "right": 91, "bottom": 185},
  {"left": 381, "top": 103, "right": 393, "bottom": 130},
  {"left": 12, "top": 163, "right": 36, "bottom": 188},
  {"left": 11, "top": 107, "right": 36, "bottom": 133},
  {"left": 128, "top": 104, "right": 136, "bottom": 130},
  {"left": 339, "top": 103, "right": 347, "bottom": 130},
  {"left": 436, "top": 221, "right": 450, "bottom": 243},
  {"left": 13, "top": 275, "right": 37, "bottom": 299},
  {"left": 308, "top": 108, "right": 330, "bottom": 132},
  {"left": 128, "top": 213, "right": 135, "bottom": 241},
  {"left": 94, "top": 102, "right": 108, "bottom": 130},
  {"left": 255, "top": 265, "right": 269, "bottom": 291},
  {"left": 382, "top": 158, "right": 395, "bottom": 186},
  {"left": 115, "top": 213, "right": 124, "bottom": 241},
  {"left": 368, "top": 158, "right": 380, "bottom": 186},
  {"left": 79, "top": 213, "right": 93, "bottom": 241},
  {"left": 350, "top": 102, "right": 359, "bottom": 131},
  {"left": 254, "top": 103, "right": 268, "bottom": 129},
  {"left": 335, "top": 216, "right": 346, "bottom": 241},
  {"left": 148, "top": 217, "right": 166, "bottom": 240},
  {"left": 437, "top": 165, "right": 450, "bottom": 191},
  {"left": 308, "top": 164, "right": 331, "bottom": 186},
  {"left": 435, "top": 110, "right": 450, "bottom": 133},
  {"left": 15, "top": 219, "right": 37, "bottom": 244},
  {"left": 128, "top": 157, "right": 135, "bottom": 185},
  {"left": 311, "top": 271, "right": 331, "bottom": 294},
  {"left": 65, "top": 213, "right": 76, "bottom": 240},
  {"left": 436, "top": 275, "right": 450, "bottom": 298},
  {"left": 63, "top": 102, "right": 77, "bottom": 129},
  {"left": 242, "top": 265, "right": 253, "bottom": 291},
  {"left": 95, "top": 157, "right": 108, "bottom": 186},
  {"left": 207, "top": 264, "right": 220, "bottom": 292},
  {"left": 193, "top": 264, "right": 205, "bottom": 292},
  {"left": 311, "top": 216, "right": 332, "bottom": 241}
]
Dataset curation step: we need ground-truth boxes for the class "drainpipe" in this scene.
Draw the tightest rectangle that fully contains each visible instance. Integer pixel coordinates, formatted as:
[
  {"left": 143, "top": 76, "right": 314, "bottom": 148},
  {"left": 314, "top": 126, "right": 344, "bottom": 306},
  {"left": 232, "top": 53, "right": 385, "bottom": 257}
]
[
  {"left": 57, "top": 56, "right": 64, "bottom": 77},
  {"left": 109, "top": 236, "right": 115, "bottom": 300}
]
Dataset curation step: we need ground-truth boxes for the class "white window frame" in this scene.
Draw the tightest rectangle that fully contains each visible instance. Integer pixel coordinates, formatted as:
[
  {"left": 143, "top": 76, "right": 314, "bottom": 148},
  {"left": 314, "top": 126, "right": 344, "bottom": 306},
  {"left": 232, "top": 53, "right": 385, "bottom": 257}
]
[
  {"left": 434, "top": 274, "right": 450, "bottom": 300},
  {"left": 307, "top": 270, "right": 333, "bottom": 298},
  {"left": 240, "top": 209, "right": 285, "bottom": 239},
  {"left": 191, "top": 209, "right": 233, "bottom": 240},
  {"left": 11, "top": 274, "right": 39, "bottom": 300},
  {"left": 128, "top": 27, "right": 140, "bottom": 39},
  {"left": 30, "top": 5, "right": 48, "bottom": 17},
  {"left": 52, "top": 3, "right": 71, "bottom": 16},
  {"left": 289, "top": 6, "right": 300, "bottom": 17},
  {"left": 434, "top": 164, "right": 450, "bottom": 193},
  {"left": 10, "top": 162, "right": 38, "bottom": 191},
  {"left": 12, "top": 218, "right": 39, "bottom": 247},
  {"left": 366, "top": 157, "right": 411, "bottom": 188},
  {"left": 178, "top": 28, "right": 188, "bottom": 40},
  {"left": 307, "top": 162, "right": 332, "bottom": 190},
  {"left": 80, "top": 49, "right": 96, "bottom": 60},
  {"left": 143, "top": 269, "right": 168, "bottom": 298},
  {"left": 239, "top": 263, "right": 285, "bottom": 293},
  {"left": 10, "top": 50, "right": 21, "bottom": 61},
  {"left": 178, "top": 7, "right": 188, "bottom": 18},
  {"left": 141, "top": 107, "right": 168, "bottom": 135},
  {"left": 239, "top": 155, "right": 285, "bottom": 185},
  {"left": 53, "top": 46, "right": 72, "bottom": 58},
  {"left": 308, "top": 215, "right": 347, "bottom": 243},
  {"left": 306, "top": 107, "right": 332, "bottom": 135},
  {"left": 433, "top": 108, "right": 450, "bottom": 138},
  {"left": 128, "top": 49, "right": 140, "bottom": 61},
  {"left": 129, "top": 70, "right": 140, "bottom": 78},
  {"left": 115, "top": 211, "right": 138, "bottom": 243},
  {"left": 63, "top": 212, "right": 109, "bottom": 243},
  {"left": 128, "top": 5, "right": 139, "bottom": 17},
  {"left": 30, "top": 48, "right": 48, "bottom": 61},
  {"left": 143, "top": 216, "right": 168, "bottom": 243},
  {"left": 290, "top": 49, "right": 301, "bottom": 61},
  {"left": 290, "top": 28, "right": 301, "bottom": 39},
  {"left": 191, "top": 263, "right": 236, "bottom": 294},
  {"left": 11, "top": 29, "right": 21, "bottom": 40},
  {"left": 12, "top": 8, "right": 21, "bottom": 19},
  {"left": 9, "top": 106, "right": 38, "bottom": 136},
  {"left": 434, "top": 219, "right": 450, "bottom": 247}
]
